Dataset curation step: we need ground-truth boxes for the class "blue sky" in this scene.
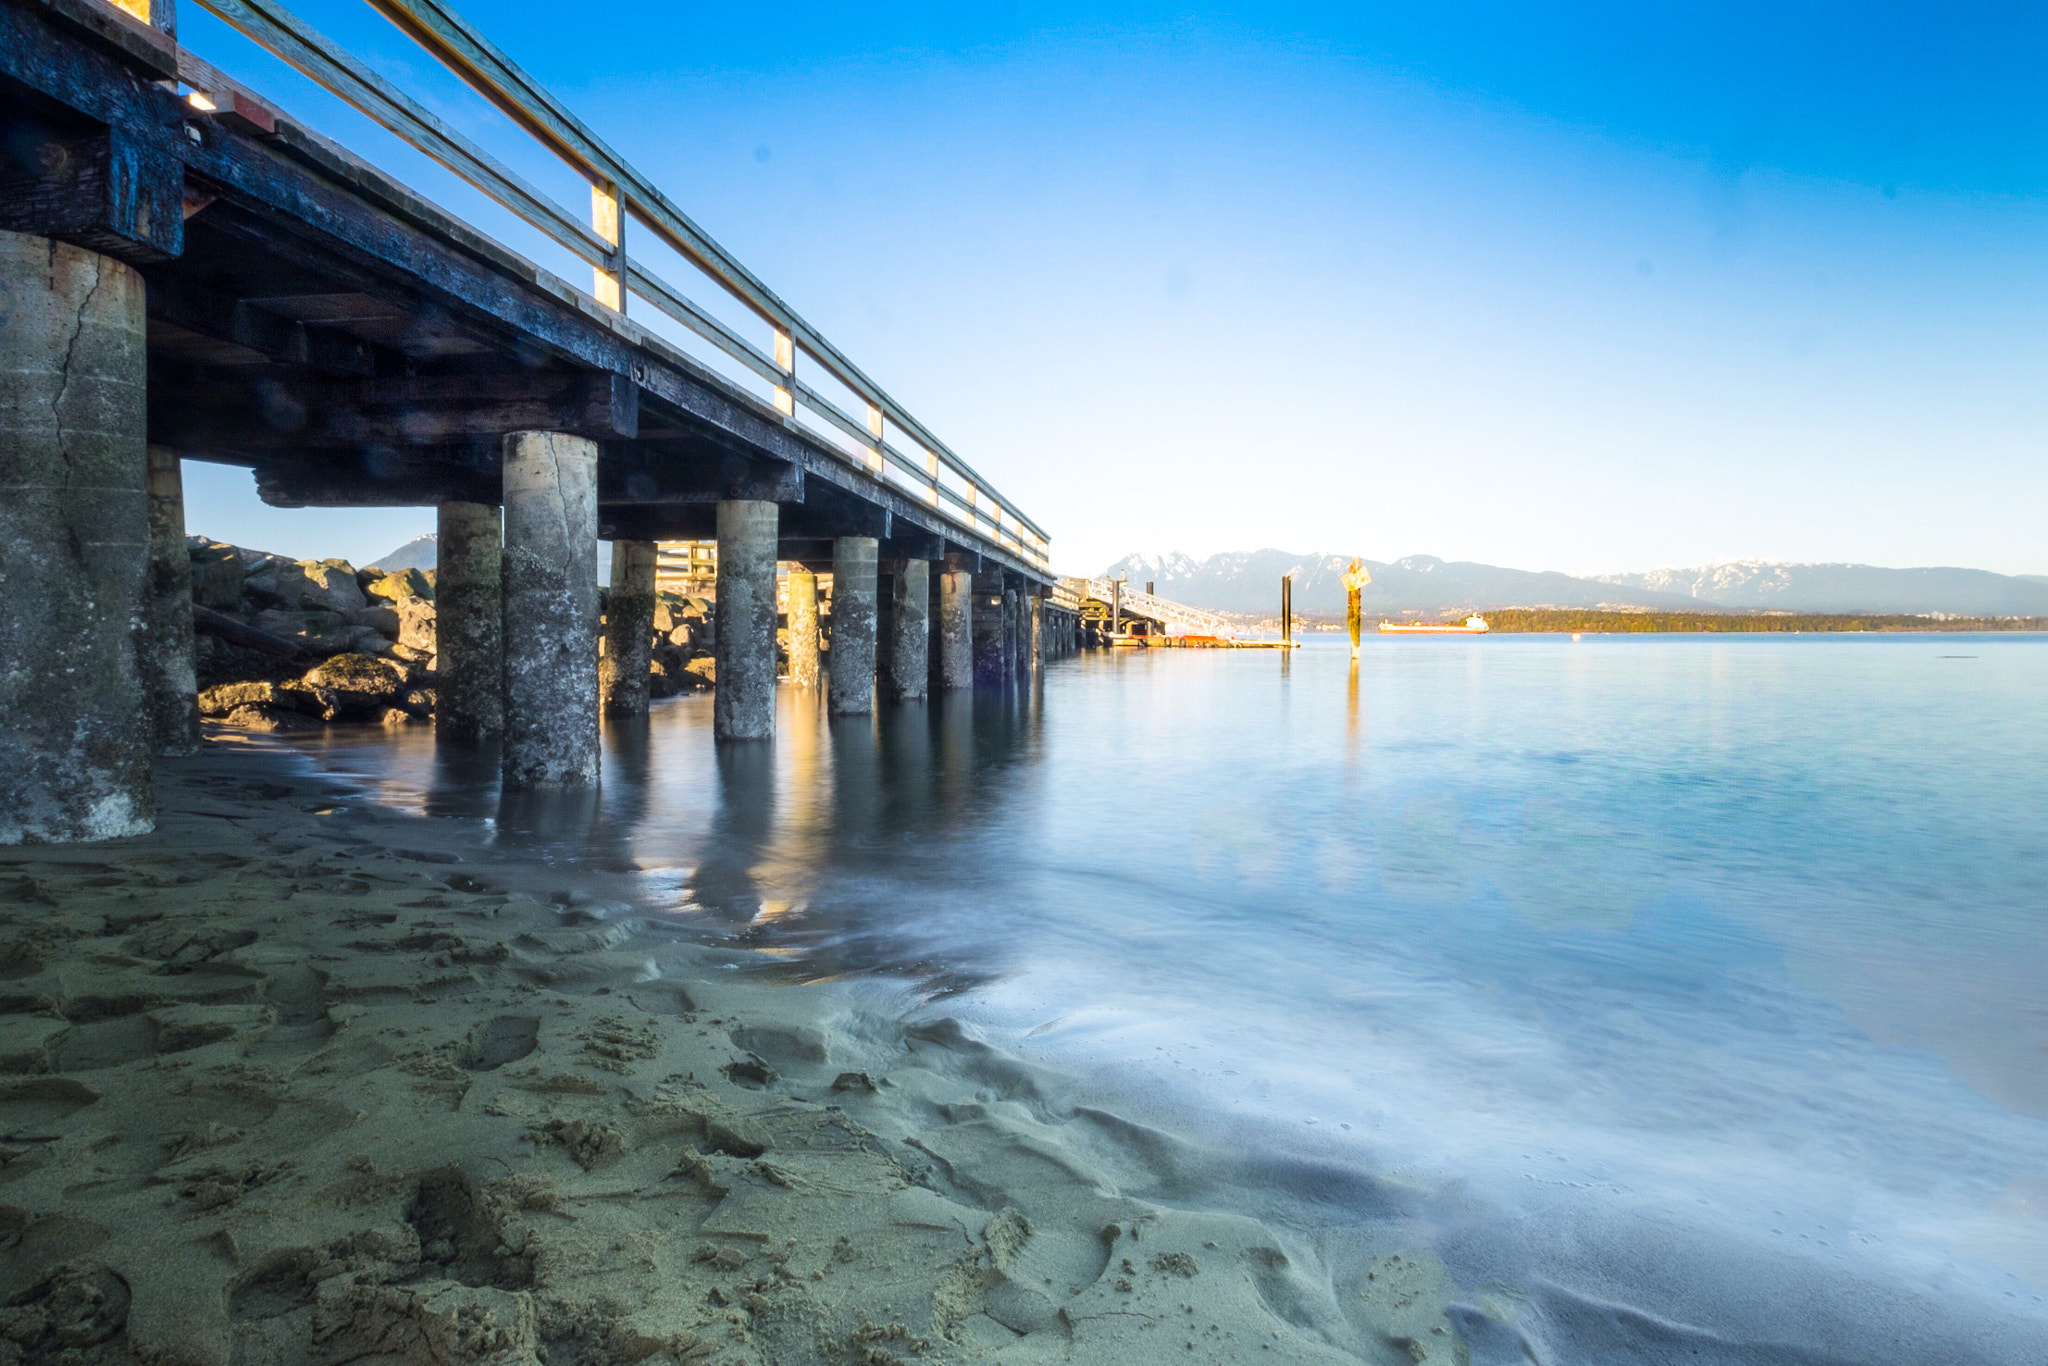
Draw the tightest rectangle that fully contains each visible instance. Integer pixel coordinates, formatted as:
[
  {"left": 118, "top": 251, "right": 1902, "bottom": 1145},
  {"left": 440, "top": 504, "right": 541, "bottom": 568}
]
[{"left": 179, "top": 2, "right": 2048, "bottom": 576}]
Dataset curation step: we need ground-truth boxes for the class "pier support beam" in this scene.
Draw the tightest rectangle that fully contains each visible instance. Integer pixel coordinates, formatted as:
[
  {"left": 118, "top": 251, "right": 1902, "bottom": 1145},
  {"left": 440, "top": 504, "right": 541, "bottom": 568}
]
[
  {"left": 500, "top": 432, "right": 599, "bottom": 788},
  {"left": 1028, "top": 596, "right": 1044, "bottom": 673},
  {"left": 1003, "top": 588, "right": 1022, "bottom": 677},
  {"left": 829, "top": 537, "right": 878, "bottom": 715},
  {"left": 714, "top": 500, "right": 778, "bottom": 740},
  {"left": 786, "top": 566, "right": 820, "bottom": 688},
  {"left": 937, "top": 567, "right": 973, "bottom": 691},
  {"left": 143, "top": 445, "right": 200, "bottom": 756},
  {"left": 600, "top": 539, "right": 657, "bottom": 716},
  {"left": 0, "top": 233, "right": 153, "bottom": 842},
  {"left": 972, "top": 574, "right": 1008, "bottom": 687},
  {"left": 885, "top": 559, "right": 929, "bottom": 700},
  {"left": 436, "top": 500, "right": 504, "bottom": 743}
]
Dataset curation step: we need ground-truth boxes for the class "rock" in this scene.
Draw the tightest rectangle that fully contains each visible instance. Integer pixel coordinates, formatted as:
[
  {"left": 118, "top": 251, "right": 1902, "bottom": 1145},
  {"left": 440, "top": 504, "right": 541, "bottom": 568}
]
[
  {"left": 376, "top": 707, "right": 419, "bottom": 728},
  {"left": 297, "top": 653, "right": 406, "bottom": 721},
  {"left": 387, "top": 643, "right": 435, "bottom": 673},
  {"left": 253, "top": 608, "right": 352, "bottom": 655},
  {"left": 394, "top": 598, "right": 437, "bottom": 653},
  {"left": 362, "top": 567, "right": 434, "bottom": 604},
  {"left": 219, "top": 704, "right": 320, "bottom": 733},
  {"left": 682, "top": 657, "right": 714, "bottom": 687},
  {"left": 245, "top": 559, "right": 367, "bottom": 613},
  {"left": 346, "top": 626, "right": 397, "bottom": 657},
  {"left": 299, "top": 559, "right": 368, "bottom": 613},
  {"left": 400, "top": 687, "right": 436, "bottom": 717},
  {"left": 197, "top": 680, "right": 294, "bottom": 717},
  {"left": 345, "top": 605, "right": 401, "bottom": 637},
  {"left": 187, "top": 538, "right": 248, "bottom": 610}
]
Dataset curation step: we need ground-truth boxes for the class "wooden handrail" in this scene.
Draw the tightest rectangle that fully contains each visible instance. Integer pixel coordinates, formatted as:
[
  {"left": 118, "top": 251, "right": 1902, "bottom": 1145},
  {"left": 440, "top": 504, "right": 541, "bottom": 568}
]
[
  {"left": 185, "top": 0, "right": 1050, "bottom": 568},
  {"left": 361, "top": 0, "right": 1050, "bottom": 548}
]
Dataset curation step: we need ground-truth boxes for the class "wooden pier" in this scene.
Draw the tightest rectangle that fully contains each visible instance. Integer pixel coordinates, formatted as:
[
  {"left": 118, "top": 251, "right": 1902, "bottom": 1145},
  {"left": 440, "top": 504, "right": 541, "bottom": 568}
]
[{"left": 0, "top": 0, "right": 1083, "bottom": 840}]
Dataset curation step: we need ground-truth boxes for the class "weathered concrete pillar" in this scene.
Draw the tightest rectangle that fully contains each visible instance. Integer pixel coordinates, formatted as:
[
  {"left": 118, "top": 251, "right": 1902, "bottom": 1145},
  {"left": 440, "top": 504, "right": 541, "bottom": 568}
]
[
  {"left": 829, "top": 537, "right": 878, "bottom": 715},
  {"left": 500, "top": 432, "right": 599, "bottom": 788},
  {"left": 885, "top": 558, "right": 929, "bottom": 700},
  {"left": 1003, "top": 588, "right": 1022, "bottom": 677},
  {"left": 436, "top": 500, "right": 504, "bottom": 743},
  {"left": 786, "top": 566, "right": 820, "bottom": 688},
  {"left": 973, "top": 574, "right": 1008, "bottom": 687},
  {"left": 937, "top": 569, "right": 973, "bottom": 691},
  {"left": 600, "top": 539, "right": 657, "bottom": 716},
  {"left": 0, "top": 233, "right": 152, "bottom": 842},
  {"left": 1028, "top": 595, "right": 1044, "bottom": 672},
  {"left": 714, "top": 500, "right": 778, "bottom": 740},
  {"left": 142, "top": 445, "right": 200, "bottom": 755}
]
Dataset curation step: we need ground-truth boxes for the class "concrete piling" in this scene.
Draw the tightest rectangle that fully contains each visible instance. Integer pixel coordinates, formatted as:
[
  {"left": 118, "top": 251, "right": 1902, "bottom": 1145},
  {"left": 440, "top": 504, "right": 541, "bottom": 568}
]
[
  {"left": 713, "top": 500, "right": 779, "bottom": 740},
  {"left": 0, "top": 232, "right": 154, "bottom": 843},
  {"left": 973, "top": 575, "right": 1008, "bottom": 687},
  {"left": 143, "top": 445, "right": 201, "bottom": 756},
  {"left": 886, "top": 558, "right": 930, "bottom": 700},
  {"left": 786, "top": 566, "right": 820, "bottom": 689},
  {"left": 600, "top": 539, "right": 657, "bottom": 716},
  {"left": 1003, "top": 588, "right": 1022, "bottom": 677},
  {"left": 829, "top": 537, "right": 878, "bottom": 715},
  {"left": 1028, "top": 596, "right": 1044, "bottom": 673},
  {"left": 435, "top": 500, "right": 504, "bottom": 743},
  {"left": 500, "top": 432, "right": 599, "bottom": 788},
  {"left": 937, "top": 569, "right": 973, "bottom": 691}
]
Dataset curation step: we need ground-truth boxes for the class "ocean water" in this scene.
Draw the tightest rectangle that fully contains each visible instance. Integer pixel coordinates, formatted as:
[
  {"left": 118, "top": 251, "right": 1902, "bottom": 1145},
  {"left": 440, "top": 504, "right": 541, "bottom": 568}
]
[{"left": 291, "top": 634, "right": 2048, "bottom": 1362}]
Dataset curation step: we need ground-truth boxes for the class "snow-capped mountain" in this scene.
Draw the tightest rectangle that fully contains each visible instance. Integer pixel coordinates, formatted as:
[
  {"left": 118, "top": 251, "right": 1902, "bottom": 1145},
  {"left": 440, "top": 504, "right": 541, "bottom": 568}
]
[
  {"left": 1591, "top": 561, "right": 2048, "bottom": 614},
  {"left": 1100, "top": 551, "right": 2048, "bottom": 616},
  {"left": 367, "top": 534, "right": 437, "bottom": 572}
]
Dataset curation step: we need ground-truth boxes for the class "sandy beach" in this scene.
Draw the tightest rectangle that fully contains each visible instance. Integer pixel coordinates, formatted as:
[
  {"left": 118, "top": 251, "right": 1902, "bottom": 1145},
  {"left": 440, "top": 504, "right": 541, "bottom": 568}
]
[{"left": 0, "top": 735, "right": 1461, "bottom": 1366}]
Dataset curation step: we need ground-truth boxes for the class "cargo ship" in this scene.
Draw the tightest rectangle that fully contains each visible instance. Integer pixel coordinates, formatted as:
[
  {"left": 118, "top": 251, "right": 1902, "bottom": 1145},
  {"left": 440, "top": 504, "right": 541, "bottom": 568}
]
[{"left": 1378, "top": 614, "right": 1491, "bottom": 635}]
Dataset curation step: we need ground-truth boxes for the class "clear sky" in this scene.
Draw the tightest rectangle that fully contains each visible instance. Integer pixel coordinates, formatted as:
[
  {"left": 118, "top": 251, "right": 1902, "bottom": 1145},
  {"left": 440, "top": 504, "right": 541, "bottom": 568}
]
[{"left": 178, "top": 2, "right": 2048, "bottom": 577}]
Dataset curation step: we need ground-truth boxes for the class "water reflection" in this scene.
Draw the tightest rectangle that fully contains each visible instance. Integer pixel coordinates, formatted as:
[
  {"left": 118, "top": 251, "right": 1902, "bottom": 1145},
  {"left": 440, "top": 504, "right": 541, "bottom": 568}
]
[
  {"left": 690, "top": 737, "right": 774, "bottom": 925},
  {"left": 277, "top": 639, "right": 2048, "bottom": 1336}
]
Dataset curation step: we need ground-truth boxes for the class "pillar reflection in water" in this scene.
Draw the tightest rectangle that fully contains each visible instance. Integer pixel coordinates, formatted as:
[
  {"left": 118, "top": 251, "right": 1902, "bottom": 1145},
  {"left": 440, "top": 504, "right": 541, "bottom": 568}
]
[
  {"left": 880, "top": 698, "right": 936, "bottom": 834},
  {"left": 494, "top": 783, "right": 603, "bottom": 851},
  {"left": 827, "top": 714, "right": 882, "bottom": 858},
  {"left": 688, "top": 739, "right": 776, "bottom": 926},
  {"left": 424, "top": 739, "right": 501, "bottom": 822},
  {"left": 1346, "top": 658, "right": 1365, "bottom": 787}
]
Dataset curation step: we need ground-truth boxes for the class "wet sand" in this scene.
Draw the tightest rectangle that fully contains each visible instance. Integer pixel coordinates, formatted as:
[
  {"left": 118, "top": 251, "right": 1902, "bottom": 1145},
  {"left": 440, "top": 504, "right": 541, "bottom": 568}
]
[{"left": 0, "top": 737, "right": 1460, "bottom": 1366}]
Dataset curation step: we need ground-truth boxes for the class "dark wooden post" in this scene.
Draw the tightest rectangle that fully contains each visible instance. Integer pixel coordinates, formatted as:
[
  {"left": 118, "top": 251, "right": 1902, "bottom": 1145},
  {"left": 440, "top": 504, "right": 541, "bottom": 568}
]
[{"left": 1281, "top": 576, "right": 1292, "bottom": 646}]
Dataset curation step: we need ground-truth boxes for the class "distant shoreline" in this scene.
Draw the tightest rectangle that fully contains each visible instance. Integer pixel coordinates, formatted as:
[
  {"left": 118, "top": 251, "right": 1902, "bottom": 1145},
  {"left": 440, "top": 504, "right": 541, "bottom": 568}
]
[{"left": 1478, "top": 609, "right": 2048, "bottom": 633}]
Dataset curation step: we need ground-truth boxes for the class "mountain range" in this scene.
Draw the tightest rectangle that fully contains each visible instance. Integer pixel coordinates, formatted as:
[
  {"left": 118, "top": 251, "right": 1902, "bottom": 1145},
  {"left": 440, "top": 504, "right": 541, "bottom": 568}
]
[
  {"left": 367, "top": 534, "right": 437, "bottom": 572},
  {"left": 1102, "top": 551, "right": 2048, "bottom": 617}
]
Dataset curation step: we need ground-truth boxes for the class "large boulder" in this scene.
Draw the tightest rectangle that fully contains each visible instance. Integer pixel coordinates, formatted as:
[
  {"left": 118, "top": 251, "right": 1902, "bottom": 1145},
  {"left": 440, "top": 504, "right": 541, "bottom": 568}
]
[
  {"left": 217, "top": 704, "right": 320, "bottom": 733},
  {"left": 296, "top": 653, "right": 406, "bottom": 721},
  {"left": 362, "top": 567, "right": 434, "bottom": 604},
  {"left": 186, "top": 538, "right": 247, "bottom": 611},
  {"left": 252, "top": 608, "right": 353, "bottom": 656},
  {"left": 299, "top": 559, "right": 368, "bottom": 612},
  {"left": 394, "top": 597, "right": 437, "bottom": 653},
  {"left": 197, "top": 680, "right": 293, "bottom": 717},
  {"left": 344, "top": 605, "right": 402, "bottom": 637},
  {"left": 245, "top": 558, "right": 367, "bottom": 613}
]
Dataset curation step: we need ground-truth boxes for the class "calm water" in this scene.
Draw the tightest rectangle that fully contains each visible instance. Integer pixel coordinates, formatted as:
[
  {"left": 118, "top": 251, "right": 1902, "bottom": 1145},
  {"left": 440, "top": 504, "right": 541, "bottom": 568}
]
[{"left": 294, "top": 635, "right": 2048, "bottom": 1361}]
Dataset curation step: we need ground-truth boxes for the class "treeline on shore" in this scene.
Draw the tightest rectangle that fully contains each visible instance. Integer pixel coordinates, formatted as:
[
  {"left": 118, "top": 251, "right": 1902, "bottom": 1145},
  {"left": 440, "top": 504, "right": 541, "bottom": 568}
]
[{"left": 1483, "top": 609, "right": 2048, "bottom": 633}]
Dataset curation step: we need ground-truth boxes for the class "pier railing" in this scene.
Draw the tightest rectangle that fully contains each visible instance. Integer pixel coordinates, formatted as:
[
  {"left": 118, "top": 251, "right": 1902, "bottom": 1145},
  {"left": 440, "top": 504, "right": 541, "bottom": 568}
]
[
  {"left": 168, "top": 0, "right": 1050, "bottom": 571},
  {"left": 1084, "top": 580, "right": 1237, "bottom": 637}
]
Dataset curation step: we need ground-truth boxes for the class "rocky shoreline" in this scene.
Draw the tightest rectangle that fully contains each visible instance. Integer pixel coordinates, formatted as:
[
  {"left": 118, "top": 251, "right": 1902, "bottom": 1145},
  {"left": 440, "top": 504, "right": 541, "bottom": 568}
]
[{"left": 186, "top": 539, "right": 716, "bottom": 734}]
